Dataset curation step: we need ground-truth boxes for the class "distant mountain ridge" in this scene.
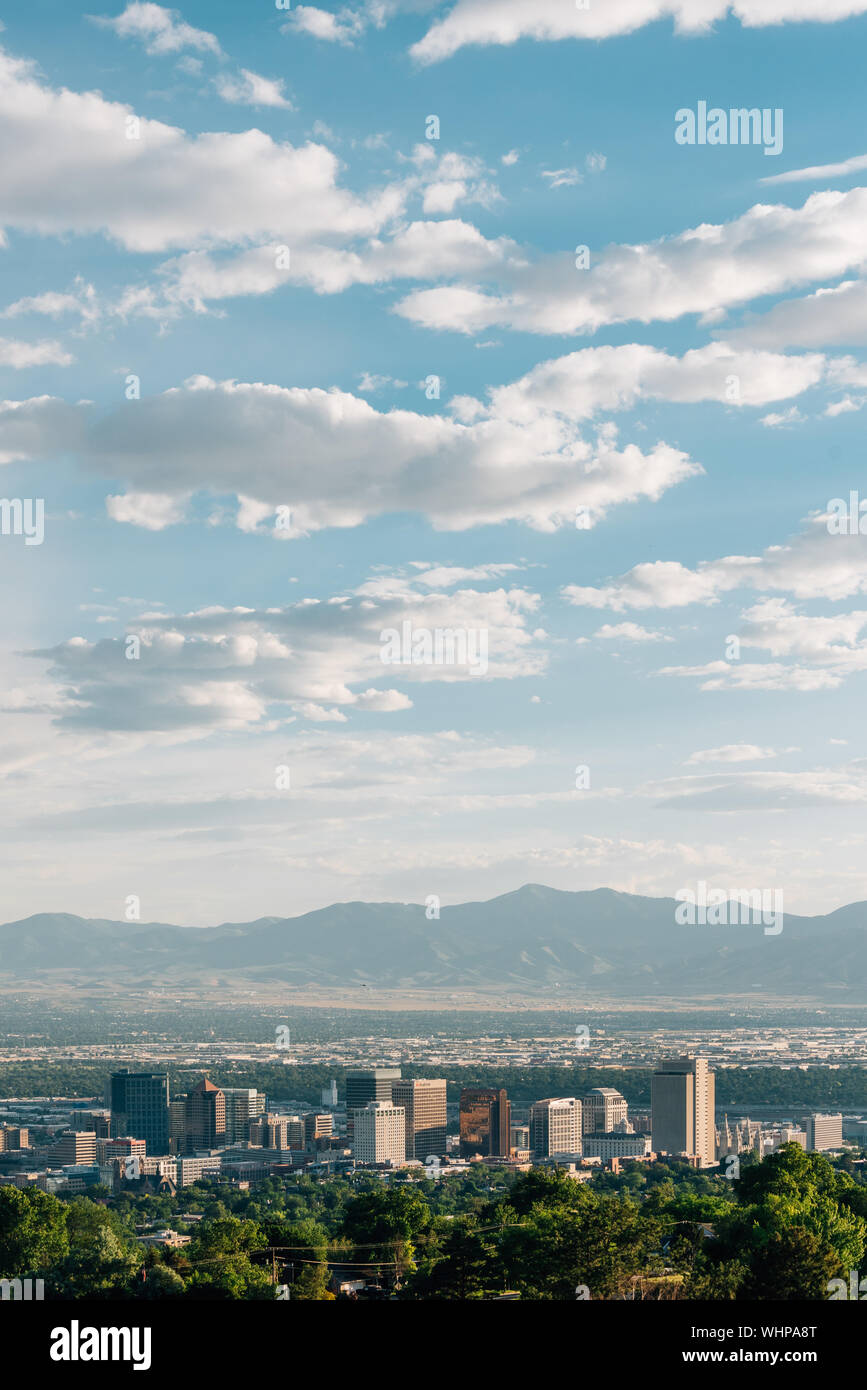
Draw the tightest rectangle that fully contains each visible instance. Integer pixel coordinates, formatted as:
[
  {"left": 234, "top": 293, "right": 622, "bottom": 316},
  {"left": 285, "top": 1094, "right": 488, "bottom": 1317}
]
[{"left": 1, "top": 884, "right": 866, "bottom": 999}]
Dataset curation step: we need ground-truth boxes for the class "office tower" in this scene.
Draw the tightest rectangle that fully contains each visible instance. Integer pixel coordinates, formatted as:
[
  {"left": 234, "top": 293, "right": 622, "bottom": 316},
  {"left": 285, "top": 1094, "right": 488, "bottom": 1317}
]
[
  {"left": 97, "top": 1137, "right": 146, "bottom": 1165},
  {"left": 321, "top": 1079, "right": 338, "bottom": 1109},
  {"left": 0, "top": 1126, "right": 28, "bottom": 1150},
  {"left": 459, "top": 1088, "right": 511, "bottom": 1158},
  {"left": 110, "top": 1071, "right": 170, "bottom": 1156},
  {"left": 582, "top": 1088, "right": 628, "bottom": 1135},
  {"left": 392, "top": 1079, "right": 447, "bottom": 1160},
  {"left": 71, "top": 1112, "right": 111, "bottom": 1136},
  {"left": 805, "top": 1114, "right": 843, "bottom": 1151},
  {"left": 353, "top": 1101, "right": 406, "bottom": 1164},
  {"left": 169, "top": 1098, "right": 187, "bottom": 1153},
  {"left": 50, "top": 1132, "right": 97, "bottom": 1165},
  {"left": 249, "top": 1115, "right": 288, "bottom": 1149},
  {"left": 184, "top": 1077, "right": 226, "bottom": 1153},
  {"left": 345, "top": 1068, "right": 401, "bottom": 1137},
  {"left": 222, "top": 1088, "right": 266, "bottom": 1145},
  {"left": 304, "top": 1113, "right": 334, "bottom": 1145},
  {"left": 530, "top": 1098, "right": 583, "bottom": 1157},
  {"left": 652, "top": 1056, "right": 715, "bottom": 1165}
]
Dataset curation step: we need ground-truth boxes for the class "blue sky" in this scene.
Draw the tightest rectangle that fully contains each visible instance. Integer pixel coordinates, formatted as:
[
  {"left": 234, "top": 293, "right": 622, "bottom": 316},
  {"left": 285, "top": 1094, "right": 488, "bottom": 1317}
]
[{"left": 2, "top": 0, "right": 867, "bottom": 926}]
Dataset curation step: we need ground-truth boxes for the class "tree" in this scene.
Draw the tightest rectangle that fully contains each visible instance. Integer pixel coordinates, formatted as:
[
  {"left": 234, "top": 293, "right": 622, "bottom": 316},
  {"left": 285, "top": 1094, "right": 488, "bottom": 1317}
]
[
  {"left": 0, "top": 1185, "right": 69, "bottom": 1278},
  {"left": 743, "top": 1229, "right": 841, "bottom": 1301},
  {"left": 408, "top": 1219, "right": 496, "bottom": 1300}
]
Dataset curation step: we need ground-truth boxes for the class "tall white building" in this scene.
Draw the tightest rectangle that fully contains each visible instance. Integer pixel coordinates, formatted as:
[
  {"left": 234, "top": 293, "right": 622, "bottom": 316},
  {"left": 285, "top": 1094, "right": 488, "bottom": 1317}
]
[
  {"left": 353, "top": 1101, "right": 406, "bottom": 1164},
  {"left": 582, "top": 1088, "right": 628, "bottom": 1134},
  {"left": 530, "top": 1098, "right": 583, "bottom": 1156}
]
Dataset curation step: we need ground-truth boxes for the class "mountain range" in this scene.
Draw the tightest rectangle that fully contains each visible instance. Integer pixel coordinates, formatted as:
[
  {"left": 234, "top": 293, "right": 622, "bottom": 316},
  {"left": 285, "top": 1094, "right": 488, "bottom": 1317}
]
[{"left": 1, "top": 885, "right": 866, "bottom": 999}]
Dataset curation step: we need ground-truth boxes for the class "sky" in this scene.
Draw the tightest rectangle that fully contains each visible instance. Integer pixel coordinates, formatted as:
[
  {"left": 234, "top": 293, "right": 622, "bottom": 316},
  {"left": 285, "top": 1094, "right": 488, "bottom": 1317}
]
[{"left": 2, "top": 0, "right": 867, "bottom": 926}]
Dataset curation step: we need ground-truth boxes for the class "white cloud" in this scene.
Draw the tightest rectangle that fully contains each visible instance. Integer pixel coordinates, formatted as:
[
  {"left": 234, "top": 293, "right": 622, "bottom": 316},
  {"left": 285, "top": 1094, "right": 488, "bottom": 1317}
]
[
  {"left": 214, "top": 69, "right": 294, "bottom": 110},
  {"left": 724, "top": 278, "right": 867, "bottom": 350},
  {"left": 0, "top": 47, "right": 403, "bottom": 253},
  {"left": 285, "top": 5, "right": 366, "bottom": 44},
  {"left": 91, "top": 2, "right": 222, "bottom": 56},
  {"left": 1, "top": 348, "right": 728, "bottom": 533},
  {"left": 410, "top": 0, "right": 867, "bottom": 64},
  {"left": 105, "top": 491, "right": 189, "bottom": 530},
  {"left": 394, "top": 187, "right": 867, "bottom": 335},
  {"left": 541, "top": 167, "right": 582, "bottom": 189},
  {"left": 760, "top": 406, "right": 805, "bottom": 427},
  {"left": 0, "top": 337, "right": 72, "bottom": 368},
  {"left": 594, "top": 622, "right": 673, "bottom": 642},
  {"left": 686, "top": 744, "right": 794, "bottom": 764},
  {"left": 761, "top": 151, "right": 867, "bottom": 184},
  {"left": 563, "top": 516, "right": 867, "bottom": 611},
  {"left": 24, "top": 577, "right": 548, "bottom": 735}
]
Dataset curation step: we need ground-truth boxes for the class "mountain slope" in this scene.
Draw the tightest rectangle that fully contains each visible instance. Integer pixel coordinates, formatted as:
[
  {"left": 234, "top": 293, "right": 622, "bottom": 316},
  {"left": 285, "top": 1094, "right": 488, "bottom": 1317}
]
[{"left": 0, "top": 885, "right": 865, "bottom": 997}]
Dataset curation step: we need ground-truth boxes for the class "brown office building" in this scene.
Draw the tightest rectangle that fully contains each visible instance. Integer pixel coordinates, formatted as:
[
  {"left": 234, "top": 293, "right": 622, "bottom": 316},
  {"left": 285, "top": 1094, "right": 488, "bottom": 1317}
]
[
  {"left": 393, "top": 1079, "right": 447, "bottom": 1160},
  {"left": 184, "top": 1077, "right": 226, "bottom": 1153},
  {"left": 459, "top": 1087, "right": 511, "bottom": 1158}
]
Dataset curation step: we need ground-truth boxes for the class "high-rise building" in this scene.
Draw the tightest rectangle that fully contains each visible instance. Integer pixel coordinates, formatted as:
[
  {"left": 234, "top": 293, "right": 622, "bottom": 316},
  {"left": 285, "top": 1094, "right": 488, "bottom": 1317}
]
[
  {"left": 582, "top": 1088, "right": 628, "bottom": 1135},
  {"left": 249, "top": 1115, "right": 291, "bottom": 1149},
  {"left": 184, "top": 1078, "right": 226, "bottom": 1153},
  {"left": 805, "top": 1114, "right": 843, "bottom": 1151},
  {"left": 71, "top": 1112, "right": 111, "bottom": 1136},
  {"left": 110, "top": 1071, "right": 170, "bottom": 1156},
  {"left": 459, "top": 1088, "right": 510, "bottom": 1158},
  {"left": 353, "top": 1101, "right": 406, "bottom": 1164},
  {"left": 0, "top": 1125, "right": 29, "bottom": 1151},
  {"left": 222, "top": 1088, "right": 266, "bottom": 1145},
  {"left": 345, "top": 1068, "right": 401, "bottom": 1137},
  {"left": 652, "top": 1056, "right": 715, "bottom": 1166},
  {"left": 530, "top": 1098, "right": 583, "bottom": 1157},
  {"left": 97, "top": 1136, "right": 147, "bottom": 1165},
  {"left": 321, "top": 1079, "right": 338, "bottom": 1109},
  {"left": 50, "top": 1132, "right": 97, "bottom": 1165},
  {"left": 304, "top": 1113, "right": 334, "bottom": 1145},
  {"left": 392, "top": 1079, "right": 447, "bottom": 1160}
]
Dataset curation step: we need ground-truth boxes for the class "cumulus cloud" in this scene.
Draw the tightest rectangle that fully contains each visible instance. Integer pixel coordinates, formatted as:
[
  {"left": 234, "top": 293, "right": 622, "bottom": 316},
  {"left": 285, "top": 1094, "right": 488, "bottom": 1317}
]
[
  {"left": 214, "top": 69, "right": 295, "bottom": 110},
  {"left": 724, "top": 278, "right": 867, "bottom": 350},
  {"left": 594, "top": 622, "right": 673, "bottom": 642},
  {"left": 410, "top": 0, "right": 867, "bottom": 64},
  {"left": 394, "top": 188, "right": 867, "bottom": 335},
  {"left": 0, "top": 346, "right": 733, "bottom": 533},
  {"left": 23, "top": 577, "right": 548, "bottom": 734},
  {"left": 284, "top": 5, "right": 367, "bottom": 44},
  {"left": 91, "top": 2, "right": 222, "bottom": 56},
  {"left": 1, "top": 340, "right": 851, "bottom": 535},
  {"left": 562, "top": 516, "right": 867, "bottom": 611},
  {"left": 0, "top": 47, "right": 403, "bottom": 253},
  {"left": 0, "top": 337, "right": 72, "bottom": 368}
]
